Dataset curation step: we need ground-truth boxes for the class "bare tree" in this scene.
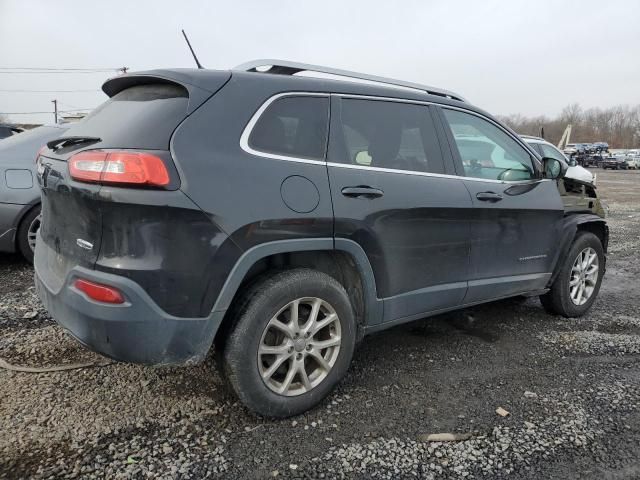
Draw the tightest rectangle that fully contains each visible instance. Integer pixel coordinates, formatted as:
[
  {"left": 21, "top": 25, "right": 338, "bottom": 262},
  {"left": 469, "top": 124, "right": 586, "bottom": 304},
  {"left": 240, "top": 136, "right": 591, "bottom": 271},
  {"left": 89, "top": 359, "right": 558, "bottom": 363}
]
[{"left": 500, "top": 103, "right": 640, "bottom": 148}]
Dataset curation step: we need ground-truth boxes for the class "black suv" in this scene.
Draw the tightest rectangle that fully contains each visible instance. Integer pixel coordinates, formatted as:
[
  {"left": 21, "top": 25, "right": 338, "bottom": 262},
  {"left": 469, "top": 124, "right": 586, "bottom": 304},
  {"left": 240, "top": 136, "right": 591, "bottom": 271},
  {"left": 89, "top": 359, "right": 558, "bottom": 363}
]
[{"left": 35, "top": 60, "right": 608, "bottom": 417}]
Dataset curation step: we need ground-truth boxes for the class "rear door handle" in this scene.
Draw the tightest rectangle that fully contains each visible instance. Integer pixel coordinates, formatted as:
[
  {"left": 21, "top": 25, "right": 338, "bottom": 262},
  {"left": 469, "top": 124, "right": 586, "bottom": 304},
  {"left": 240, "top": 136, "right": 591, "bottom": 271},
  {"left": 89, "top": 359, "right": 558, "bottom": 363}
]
[
  {"left": 341, "top": 186, "right": 384, "bottom": 199},
  {"left": 476, "top": 191, "right": 503, "bottom": 202}
]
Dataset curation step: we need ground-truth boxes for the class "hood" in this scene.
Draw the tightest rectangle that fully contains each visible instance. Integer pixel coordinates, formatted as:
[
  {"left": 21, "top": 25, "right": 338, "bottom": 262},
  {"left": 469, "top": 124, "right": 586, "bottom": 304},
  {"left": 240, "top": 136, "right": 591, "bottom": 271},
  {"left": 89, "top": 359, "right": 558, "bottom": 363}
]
[{"left": 565, "top": 165, "right": 594, "bottom": 184}]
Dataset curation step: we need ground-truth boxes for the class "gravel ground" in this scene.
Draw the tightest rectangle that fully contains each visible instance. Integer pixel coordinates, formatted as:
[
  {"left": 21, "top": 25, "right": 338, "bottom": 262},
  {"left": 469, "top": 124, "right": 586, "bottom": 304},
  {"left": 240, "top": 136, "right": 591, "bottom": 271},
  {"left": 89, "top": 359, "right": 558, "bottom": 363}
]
[{"left": 1, "top": 169, "right": 639, "bottom": 479}]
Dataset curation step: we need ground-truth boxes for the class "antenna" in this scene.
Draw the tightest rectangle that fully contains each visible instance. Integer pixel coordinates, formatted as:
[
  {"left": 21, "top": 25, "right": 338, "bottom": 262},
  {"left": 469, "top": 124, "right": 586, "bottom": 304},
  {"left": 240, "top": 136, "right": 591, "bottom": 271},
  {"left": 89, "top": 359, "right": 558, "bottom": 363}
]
[{"left": 181, "top": 29, "right": 204, "bottom": 69}]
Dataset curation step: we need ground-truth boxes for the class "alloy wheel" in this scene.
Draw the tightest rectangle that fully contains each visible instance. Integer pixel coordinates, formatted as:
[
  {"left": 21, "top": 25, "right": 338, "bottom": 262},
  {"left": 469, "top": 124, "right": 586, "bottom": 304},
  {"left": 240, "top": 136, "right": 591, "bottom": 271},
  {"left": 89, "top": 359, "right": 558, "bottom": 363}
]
[
  {"left": 27, "top": 214, "right": 41, "bottom": 253},
  {"left": 569, "top": 247, "right": 599, "bottom": 306},
  {"left": 258, "top": 297, "right": 341, "bottom": 396}
]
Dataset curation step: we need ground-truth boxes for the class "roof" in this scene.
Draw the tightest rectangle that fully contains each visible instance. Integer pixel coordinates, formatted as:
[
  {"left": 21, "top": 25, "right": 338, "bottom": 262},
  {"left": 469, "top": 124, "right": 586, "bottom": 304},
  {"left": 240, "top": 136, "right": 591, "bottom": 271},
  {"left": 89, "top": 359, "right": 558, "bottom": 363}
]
[
  {"left": 233, "top": 59, "right": 467, "bottom": 102},
  {"left": 519, "top": 135, "right": 546, "bottom": 143}
]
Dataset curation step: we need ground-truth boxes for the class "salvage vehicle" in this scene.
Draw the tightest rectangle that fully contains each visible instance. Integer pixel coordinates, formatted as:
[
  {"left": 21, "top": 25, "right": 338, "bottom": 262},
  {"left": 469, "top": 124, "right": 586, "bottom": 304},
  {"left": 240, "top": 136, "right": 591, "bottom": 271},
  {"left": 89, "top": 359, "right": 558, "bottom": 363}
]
[
  {"left": 581, "top": 154, "right": 603, "bottom": 168},
  {"left": 564, "top": 143, "right": 587, "bottom": 156},
  {"left": 0, "top": 124, "right": 68, "bottom": 262},
  {"left": 592, "top": 142, "right": 609, "bottom": 153},
  {"left": 601, "top": 155, "right": 629, "bottom": 170},
  {"left": 626, "top": 155, "right": 640, "bottom": 170},
  {"left": 521, "top": 135, "right": 594, "bottom": 183},
  {"left": 34, "top": 61, "right": 608, "bottom": 417}
]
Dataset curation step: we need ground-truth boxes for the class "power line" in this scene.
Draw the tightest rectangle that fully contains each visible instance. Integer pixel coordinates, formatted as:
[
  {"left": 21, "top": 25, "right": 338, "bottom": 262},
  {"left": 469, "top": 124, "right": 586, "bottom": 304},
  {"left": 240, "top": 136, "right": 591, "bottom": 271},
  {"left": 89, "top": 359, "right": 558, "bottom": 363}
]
[
  {"left": 0, "top": 111, "right": 56, "bottom": 114},
  {"left": 0, "top": 67, "right": 128, "bottom": 75},
  {"left": 58, "top": 101, "right": 90, "bottom": 111},
  {"left": 0, "top": 67, "right": 119, "bottom": 71},
  {"left": 0, "top": 71, "right": 117, "bottom": 74},
  {"left": 1, "top": 108, "right": 94, "bottom": 115},
  {"left": 0, "top": 89, "right": 100, "bottom": 93}
]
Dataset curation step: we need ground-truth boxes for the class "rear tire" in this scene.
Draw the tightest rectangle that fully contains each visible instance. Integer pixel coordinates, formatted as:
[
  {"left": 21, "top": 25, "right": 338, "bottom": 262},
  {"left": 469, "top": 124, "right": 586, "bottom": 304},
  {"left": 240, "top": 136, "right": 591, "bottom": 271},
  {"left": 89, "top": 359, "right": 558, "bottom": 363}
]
[
  {"left": 221, "top": 268, "right": 356, "bottom": 418},
  {"left": 540, "top": 231, "right": 604, "bottom": 317},
  {"left": 17, "top": 205, "right": 41, "bottom": 264}
]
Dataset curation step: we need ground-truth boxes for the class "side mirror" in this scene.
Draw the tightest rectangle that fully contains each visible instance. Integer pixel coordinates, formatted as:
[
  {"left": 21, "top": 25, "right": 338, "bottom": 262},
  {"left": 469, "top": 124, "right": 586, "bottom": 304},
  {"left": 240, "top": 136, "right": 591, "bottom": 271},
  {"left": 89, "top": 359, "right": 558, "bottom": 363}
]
[{"left": 542, "top": 157, "right": 568, "bottom": 179}]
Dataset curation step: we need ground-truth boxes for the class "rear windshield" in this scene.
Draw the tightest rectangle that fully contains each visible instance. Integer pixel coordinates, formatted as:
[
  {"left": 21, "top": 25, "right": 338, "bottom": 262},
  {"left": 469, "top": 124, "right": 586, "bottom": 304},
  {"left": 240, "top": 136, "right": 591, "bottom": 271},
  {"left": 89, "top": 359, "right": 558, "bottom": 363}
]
[{"left": 63, "top": 83, "right": 189, "bottom": 150}]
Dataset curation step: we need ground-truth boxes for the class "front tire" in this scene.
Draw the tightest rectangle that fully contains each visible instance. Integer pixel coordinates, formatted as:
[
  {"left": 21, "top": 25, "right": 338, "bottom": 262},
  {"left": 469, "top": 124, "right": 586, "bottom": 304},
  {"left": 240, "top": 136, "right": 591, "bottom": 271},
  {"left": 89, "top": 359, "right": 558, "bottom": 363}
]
[
  {"left": 540, "top": 231, "right": 605, "bottom": 317},
  {"left": 221, "top": 269, "right": 356, "bottom": 418}
]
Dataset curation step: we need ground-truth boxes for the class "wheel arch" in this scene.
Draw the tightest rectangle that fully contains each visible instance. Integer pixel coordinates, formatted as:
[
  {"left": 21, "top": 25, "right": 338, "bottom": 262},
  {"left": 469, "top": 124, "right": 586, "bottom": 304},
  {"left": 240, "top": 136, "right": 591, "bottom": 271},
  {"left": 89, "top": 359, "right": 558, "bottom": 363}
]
[
  {"left": 548, "top": 213, "right": 608, "bottom": 286},
  {"left": 210, "top": 238, "right": 383, "bottom": 348}
]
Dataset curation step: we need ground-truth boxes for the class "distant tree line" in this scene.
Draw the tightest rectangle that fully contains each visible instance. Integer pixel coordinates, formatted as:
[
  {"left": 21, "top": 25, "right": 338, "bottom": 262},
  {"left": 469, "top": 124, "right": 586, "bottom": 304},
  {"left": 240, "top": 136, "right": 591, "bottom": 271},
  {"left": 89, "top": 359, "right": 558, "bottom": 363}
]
[{"left": 499, "top": 103, "right": 640, "bottom": 149}]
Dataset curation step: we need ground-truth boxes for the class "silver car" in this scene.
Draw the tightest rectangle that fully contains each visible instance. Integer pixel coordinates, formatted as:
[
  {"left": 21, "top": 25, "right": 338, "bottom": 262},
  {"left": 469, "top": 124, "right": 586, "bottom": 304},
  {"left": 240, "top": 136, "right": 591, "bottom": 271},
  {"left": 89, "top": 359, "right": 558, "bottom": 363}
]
[
  {"left": 625, "top": 155, "right": 640, "bottom": 170},
  {"left": 0, "top": 124, "right": 68, "bottom": 262}
]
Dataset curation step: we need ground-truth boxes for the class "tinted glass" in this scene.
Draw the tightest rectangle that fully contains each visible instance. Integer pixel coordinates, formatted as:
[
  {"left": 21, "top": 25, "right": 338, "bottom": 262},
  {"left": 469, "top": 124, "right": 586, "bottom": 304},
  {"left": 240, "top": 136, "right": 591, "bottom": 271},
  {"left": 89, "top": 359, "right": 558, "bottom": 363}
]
[
  {"left": 331, "top": 99, "right": 444, "bottom": 174},
  {"left": 526, "top": 141, "right": 543, "bottom": 156},
  {"left": 249, "top": 96, "right": 329, "bottom": 160},
  {"left": 443, "top": 109, "right": 534, "bottom": 181},
  {"left": 0, "top": 127, "right": 14, "bottom": 139},
  {"left": 538, "top": 143, "right": 567, "bottom": 162},
  {"left": 63, "top": 84, "right": 189, "bottom": 150}
]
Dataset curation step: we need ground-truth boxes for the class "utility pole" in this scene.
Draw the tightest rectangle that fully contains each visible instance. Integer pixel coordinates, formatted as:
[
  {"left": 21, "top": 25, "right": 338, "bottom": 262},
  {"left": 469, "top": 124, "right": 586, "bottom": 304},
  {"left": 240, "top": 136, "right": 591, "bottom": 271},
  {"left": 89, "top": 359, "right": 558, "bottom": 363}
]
[{"left": 51, "top": 99, "right": 58, "bottom": 124}]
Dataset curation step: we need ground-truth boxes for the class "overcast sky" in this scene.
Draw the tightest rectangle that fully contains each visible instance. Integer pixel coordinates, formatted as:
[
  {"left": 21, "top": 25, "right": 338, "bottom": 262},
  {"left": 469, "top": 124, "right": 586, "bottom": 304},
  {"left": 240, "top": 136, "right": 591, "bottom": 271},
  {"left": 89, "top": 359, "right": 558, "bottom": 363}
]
[{"left": 1, "top": 0, "right": 639, "bottom": 124}]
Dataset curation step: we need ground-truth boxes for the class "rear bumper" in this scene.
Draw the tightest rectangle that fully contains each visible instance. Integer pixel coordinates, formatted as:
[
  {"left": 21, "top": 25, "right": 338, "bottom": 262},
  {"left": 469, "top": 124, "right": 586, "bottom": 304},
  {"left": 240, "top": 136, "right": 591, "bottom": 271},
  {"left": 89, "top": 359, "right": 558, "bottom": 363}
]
[{"left": 34, "top": 238, "right": 222, "bottom": 365}]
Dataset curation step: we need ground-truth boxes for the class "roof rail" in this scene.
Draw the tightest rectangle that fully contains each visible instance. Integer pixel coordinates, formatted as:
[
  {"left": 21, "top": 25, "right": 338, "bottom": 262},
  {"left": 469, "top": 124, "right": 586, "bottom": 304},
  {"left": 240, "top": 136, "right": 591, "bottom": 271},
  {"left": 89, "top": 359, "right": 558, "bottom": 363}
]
[{"left": 233, "top": 59, "right": 466, "bottom": 102}]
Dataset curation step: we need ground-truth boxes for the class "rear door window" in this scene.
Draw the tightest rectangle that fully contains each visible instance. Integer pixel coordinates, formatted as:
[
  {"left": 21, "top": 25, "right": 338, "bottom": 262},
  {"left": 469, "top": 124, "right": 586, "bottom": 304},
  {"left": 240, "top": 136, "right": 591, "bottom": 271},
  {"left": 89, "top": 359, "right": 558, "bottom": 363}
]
[
  {"left": 331, "top": 98, "right": 445, "bottom": 174},
  {"left": 248, "top": 96, "right": 329, "bottom": 160}
]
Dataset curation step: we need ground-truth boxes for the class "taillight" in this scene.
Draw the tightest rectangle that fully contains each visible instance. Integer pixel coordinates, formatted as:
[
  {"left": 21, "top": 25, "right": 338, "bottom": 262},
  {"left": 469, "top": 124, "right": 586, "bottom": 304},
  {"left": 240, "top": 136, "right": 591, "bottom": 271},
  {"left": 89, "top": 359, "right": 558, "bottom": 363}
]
[
  {"left": 35, "top": 145, "right": 46, "bottom": 163},
  {"left": 69, "top": 150, "right": 170, "bottom": 187},
  {"left": 74, "top": 279, "right": 125, "bottom": 304}
]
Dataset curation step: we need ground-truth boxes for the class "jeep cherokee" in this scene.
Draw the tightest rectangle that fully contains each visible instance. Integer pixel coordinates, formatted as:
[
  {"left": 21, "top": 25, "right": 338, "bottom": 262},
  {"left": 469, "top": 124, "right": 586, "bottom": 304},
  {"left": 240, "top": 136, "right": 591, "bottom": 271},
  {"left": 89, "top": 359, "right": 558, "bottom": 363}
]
[{"left": 35, "top": 60, "right": 608, "bottom": 417}]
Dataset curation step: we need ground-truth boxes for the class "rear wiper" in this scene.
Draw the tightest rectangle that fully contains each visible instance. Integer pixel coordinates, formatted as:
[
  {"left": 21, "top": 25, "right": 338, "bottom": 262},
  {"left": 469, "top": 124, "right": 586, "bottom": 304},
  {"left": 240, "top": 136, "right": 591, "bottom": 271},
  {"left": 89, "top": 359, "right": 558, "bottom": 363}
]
[{"left": 47, "top": 136, "right": 101, "bottom": 151}]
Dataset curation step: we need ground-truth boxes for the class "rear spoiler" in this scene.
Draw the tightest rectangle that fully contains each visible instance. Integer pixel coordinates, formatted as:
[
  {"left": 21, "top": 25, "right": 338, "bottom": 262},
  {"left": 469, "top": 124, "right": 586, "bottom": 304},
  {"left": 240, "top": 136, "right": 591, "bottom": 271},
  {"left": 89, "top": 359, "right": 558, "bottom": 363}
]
[{"left": 102, "top": 69, "right": 231, "bottom": 115}]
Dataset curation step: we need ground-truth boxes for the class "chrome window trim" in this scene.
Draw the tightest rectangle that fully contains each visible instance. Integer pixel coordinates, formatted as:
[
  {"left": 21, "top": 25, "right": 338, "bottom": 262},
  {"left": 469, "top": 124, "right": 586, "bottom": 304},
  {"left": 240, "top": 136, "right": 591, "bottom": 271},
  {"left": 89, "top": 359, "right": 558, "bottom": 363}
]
[
  {"left": 239, "top": 91, "right": 549, "bottom": 185},
  {"left": 239, "top": 92, "right": 330, "bottom": 166},
  {"left": 325, "top": 161, "right": 545, "bottom": 185}
]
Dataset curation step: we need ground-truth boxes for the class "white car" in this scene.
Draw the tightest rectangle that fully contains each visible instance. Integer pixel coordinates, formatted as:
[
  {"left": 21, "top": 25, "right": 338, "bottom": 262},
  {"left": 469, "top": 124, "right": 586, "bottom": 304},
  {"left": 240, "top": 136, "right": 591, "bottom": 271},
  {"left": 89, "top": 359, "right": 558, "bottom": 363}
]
[
  {"left": 626, "top": 156, "right": 640, "bottom": 169},
  {"left": 521, "top": 135, "right": 594, "bottom": 184}
]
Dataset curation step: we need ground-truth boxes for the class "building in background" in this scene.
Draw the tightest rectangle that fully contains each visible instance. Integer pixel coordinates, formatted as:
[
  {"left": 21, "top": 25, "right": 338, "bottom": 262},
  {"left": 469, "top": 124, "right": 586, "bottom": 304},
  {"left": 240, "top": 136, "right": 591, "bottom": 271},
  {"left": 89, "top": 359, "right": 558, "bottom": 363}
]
[{"left": 60, "top": 112, "right": 86, "bottom": 123}]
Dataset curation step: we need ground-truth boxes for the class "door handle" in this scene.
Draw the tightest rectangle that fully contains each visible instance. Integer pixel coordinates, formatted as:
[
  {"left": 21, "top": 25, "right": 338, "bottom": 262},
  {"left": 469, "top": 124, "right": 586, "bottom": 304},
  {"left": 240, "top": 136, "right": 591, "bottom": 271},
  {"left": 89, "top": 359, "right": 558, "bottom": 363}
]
[
  {"left": 341, "top": 186, "right": 384, "bottom": 199},
  {"left": 476, "top": 191, "right": 503, "bottom": 202}
]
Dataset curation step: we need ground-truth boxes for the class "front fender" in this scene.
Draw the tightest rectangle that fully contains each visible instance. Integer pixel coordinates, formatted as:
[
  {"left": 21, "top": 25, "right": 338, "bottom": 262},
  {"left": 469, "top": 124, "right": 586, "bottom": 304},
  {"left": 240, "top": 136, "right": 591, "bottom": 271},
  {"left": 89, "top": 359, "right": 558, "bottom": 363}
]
[{"left": 548, "top": 213, "right": 608, "bottom": 285}]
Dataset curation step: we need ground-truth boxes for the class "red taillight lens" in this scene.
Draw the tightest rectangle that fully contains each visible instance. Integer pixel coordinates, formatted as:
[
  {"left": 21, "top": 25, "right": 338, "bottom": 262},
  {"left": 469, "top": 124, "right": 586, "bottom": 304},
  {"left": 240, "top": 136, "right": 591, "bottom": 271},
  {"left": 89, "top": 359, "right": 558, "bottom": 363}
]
[
  {"left": 69, "top": 150, "right": 170, "bottom": 187},
  {"left": 74, "top": 279, "right": 125, "bottom": 304},
  {"left": 35, "top": 145, "right": 46, "bottom": 163}
]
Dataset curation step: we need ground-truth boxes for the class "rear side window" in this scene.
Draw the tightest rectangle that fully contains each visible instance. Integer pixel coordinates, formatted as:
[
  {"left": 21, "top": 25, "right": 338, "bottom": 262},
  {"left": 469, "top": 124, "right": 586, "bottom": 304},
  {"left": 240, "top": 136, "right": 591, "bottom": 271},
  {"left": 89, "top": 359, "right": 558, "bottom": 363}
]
[
  {"left": 62, "top": 83, "right": 189, "bottom": 150},
  {"left": 331, "top": 99, "right": 445, "bottom": 174},
  {"left": 249, "top": 96, "right": 329, "bottom": 160}
]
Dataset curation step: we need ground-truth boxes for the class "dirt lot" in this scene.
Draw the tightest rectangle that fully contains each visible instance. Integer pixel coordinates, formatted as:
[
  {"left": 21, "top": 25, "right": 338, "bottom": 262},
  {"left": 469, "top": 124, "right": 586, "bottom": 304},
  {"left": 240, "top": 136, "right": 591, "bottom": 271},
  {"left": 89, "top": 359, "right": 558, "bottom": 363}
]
[{"left": 1, "top": 169, "right": 639, "bottom": 479}]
